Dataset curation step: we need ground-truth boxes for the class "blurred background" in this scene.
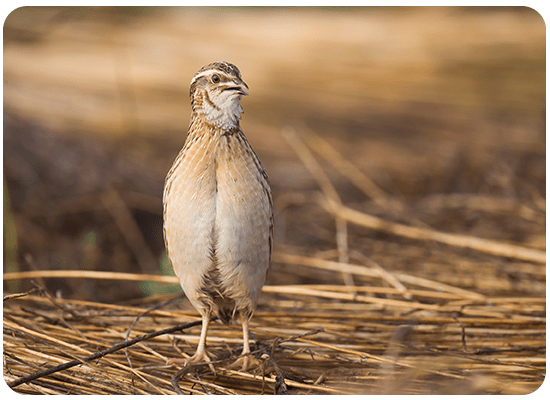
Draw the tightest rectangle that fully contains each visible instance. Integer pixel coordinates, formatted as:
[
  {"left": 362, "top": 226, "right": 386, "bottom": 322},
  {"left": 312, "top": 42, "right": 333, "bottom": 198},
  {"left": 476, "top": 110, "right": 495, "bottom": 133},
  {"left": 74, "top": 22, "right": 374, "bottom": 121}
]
[{"left": 3, "top": 7, "right": 546, "bottom": 303}]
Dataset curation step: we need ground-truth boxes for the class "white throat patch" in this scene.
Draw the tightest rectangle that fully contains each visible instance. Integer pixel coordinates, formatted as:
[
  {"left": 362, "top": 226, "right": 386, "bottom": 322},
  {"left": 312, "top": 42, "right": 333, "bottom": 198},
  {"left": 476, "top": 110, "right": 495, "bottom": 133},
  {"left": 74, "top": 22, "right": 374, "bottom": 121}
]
[{"left": 201, "top": 90, "right": 244, "bottom": 130}]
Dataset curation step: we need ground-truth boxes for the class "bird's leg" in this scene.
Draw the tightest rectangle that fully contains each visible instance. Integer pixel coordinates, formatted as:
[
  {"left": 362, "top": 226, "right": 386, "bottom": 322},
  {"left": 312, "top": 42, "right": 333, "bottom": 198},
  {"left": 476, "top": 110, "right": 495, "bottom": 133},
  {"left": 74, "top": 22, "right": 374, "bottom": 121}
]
[
  {"left": 187, "top": 313, "right": 211, "bottom": 363},
  {"left": 240, "top": 319, "right": 251, "bottom": 371},
  {"left": 229, "top": 319, "right": 253, "bottom": 371},
  {"left": 168, "top": 313, "right": 214, "bottom": 372}
]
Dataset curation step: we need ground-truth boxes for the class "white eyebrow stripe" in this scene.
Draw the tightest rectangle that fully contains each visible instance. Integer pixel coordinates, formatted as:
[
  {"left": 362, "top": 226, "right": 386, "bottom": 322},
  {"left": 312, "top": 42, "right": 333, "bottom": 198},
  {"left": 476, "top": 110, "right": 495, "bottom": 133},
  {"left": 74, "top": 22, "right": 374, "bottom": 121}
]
[{"left": 190, "top": 70, "right": 234, "bottom": 86}]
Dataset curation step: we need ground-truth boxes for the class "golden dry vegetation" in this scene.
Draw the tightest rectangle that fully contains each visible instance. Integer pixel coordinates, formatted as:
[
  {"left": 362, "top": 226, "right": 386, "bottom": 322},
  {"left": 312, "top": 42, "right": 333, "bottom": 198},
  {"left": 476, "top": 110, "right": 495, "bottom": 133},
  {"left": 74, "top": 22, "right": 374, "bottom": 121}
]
[{"left": 3, "top": 6, "right": 546, "bottom": 395}]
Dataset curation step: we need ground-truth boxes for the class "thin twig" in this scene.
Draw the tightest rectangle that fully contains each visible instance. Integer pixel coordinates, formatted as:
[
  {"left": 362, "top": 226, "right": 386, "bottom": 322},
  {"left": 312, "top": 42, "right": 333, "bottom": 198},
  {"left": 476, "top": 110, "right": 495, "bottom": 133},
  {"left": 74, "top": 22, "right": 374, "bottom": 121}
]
[
  {"left": 3, "top": 288, "right": 39, "bottom": 301},
  {"left": 282, "top": 126, "right": 354, "bottom": 286},
  {"left": 319, "top": 196, "right": 546, "bottom": 264},
  {"left": 124, "top": 293, "right": 186, "bottom": 368},
  {"left": 301, "top": 125, "right": 395, "bottom": 208},
  {"left": 454, "top": 317, "right": 469, "bottom": 353},
  {"left": 100, "top": 188, "right": 158, "bottom": 273},
  {"left": 7, "top": 317, "right": 216, "bottom": 389},
  {"left": 3, "top": 269, "right": 180, "bottom": 283},
  {"left": 171, "top": 363, "right": 198, "bottom": 395},
  {"left": 272, "top": 252, "right": 486, "bottom": 299},
  {"left": 29, "top": 282, "right": 93, "bottom": 325}
]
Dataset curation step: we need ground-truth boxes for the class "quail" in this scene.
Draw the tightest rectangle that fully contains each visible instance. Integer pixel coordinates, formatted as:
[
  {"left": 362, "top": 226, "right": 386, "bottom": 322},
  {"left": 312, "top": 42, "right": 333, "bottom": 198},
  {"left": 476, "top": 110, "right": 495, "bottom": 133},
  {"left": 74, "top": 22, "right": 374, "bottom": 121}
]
[{"left": 163, "top": 61, "right": 273, "bottom": 371}]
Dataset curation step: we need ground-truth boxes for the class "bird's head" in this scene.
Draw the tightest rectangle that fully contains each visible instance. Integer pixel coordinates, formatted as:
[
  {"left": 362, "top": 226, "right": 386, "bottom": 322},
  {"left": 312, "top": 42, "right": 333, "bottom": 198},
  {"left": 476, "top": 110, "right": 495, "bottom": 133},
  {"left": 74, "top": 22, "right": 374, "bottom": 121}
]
[{"left": 189, "top": 61, "right": 249, "bottom": 130}]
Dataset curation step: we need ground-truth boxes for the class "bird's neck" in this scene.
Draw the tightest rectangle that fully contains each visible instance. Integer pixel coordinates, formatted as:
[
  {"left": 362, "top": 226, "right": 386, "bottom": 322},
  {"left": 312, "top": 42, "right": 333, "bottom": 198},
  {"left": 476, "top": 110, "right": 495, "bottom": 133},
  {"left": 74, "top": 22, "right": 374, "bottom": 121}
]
[
  {"left": 188, "top": 113, "right": 241, "bottom": 140},
  {"left": 191, "top": 96, "right": 243, "bottom": 131}
]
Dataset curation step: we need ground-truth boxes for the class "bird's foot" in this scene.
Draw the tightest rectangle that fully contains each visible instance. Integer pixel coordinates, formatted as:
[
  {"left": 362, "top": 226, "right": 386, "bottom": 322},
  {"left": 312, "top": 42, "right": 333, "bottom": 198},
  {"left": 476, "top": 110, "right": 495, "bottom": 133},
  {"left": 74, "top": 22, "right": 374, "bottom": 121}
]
[
  {"left": 167, "top": 350, "right": 215, "bottom": 373},
  {"left": 228, "top": 353, "right": 256, "bottom": 372}
]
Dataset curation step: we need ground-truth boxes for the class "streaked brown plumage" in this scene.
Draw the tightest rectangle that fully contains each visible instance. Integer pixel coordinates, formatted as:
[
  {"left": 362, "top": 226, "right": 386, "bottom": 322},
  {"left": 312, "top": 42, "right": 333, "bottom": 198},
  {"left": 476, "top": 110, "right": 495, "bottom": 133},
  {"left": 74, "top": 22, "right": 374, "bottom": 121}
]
[{"left": 163, "top": 62, "right": 273, "bottom": 370}]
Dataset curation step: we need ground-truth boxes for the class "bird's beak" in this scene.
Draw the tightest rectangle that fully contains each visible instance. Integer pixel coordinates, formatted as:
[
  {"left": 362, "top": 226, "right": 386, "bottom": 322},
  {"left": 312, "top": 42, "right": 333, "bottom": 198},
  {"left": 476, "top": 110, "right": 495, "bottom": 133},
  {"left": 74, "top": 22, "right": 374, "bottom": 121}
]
[{"left": 224, "top": 79, "right": 249, "bottom": 96}]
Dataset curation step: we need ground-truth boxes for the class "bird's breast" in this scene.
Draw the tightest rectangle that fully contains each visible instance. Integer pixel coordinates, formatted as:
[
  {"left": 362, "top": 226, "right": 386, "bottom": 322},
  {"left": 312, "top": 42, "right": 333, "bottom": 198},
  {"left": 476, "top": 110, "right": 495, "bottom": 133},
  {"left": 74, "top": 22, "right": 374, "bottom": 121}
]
[{"left": 164, "top": 129, "right": 271, "bottom": 253}]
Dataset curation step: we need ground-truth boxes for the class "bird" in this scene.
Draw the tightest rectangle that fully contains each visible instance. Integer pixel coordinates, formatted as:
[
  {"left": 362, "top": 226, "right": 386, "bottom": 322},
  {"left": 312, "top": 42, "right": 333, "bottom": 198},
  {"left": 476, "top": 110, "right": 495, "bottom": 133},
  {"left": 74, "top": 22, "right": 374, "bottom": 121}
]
[{"left": 163, "top": 61, "right": 273, "bottom": 371}]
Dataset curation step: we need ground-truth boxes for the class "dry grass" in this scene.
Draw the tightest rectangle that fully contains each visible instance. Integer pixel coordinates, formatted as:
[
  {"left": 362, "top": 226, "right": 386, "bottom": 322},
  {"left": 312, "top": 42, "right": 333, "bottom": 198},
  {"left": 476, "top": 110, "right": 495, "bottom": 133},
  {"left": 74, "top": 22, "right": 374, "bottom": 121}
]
[{"left": 3, "top": 259, "right": 545, "bottom": 395}]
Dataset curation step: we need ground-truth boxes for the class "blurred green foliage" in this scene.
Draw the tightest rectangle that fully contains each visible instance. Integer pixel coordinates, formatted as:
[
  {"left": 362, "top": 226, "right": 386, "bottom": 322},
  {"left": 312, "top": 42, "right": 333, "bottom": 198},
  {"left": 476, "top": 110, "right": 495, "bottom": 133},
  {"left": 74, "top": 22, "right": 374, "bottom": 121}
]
[
  {"left": 3, "top": 177, "right": 20, "bottom": 292},
  {"left": 138, "top": 251, "right": 181, "bottom": 296}
]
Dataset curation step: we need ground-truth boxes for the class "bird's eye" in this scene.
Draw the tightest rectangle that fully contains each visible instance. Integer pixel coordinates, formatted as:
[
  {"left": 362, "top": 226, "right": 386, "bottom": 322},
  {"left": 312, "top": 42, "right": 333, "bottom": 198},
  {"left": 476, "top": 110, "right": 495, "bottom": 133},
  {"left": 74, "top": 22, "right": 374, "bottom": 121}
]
[{"left": 211, "top": 74, "right": 220, "bottom": 84}]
